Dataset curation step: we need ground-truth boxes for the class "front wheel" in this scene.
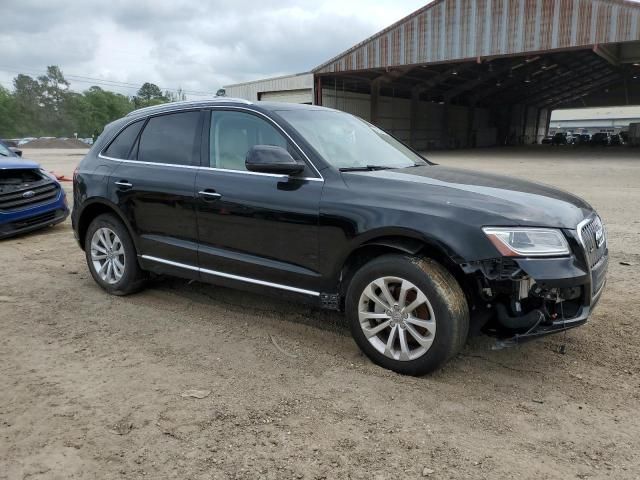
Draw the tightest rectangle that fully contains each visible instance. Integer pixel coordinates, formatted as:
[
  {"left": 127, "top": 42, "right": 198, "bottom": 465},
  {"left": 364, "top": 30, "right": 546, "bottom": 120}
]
[{"left": 346, "top": 255, "right": 469, "bottom": 376}]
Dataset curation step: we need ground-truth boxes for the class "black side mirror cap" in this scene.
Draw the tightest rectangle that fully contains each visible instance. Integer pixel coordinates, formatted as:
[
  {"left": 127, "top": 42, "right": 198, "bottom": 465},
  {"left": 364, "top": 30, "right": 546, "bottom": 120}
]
[{"left": 245, "top": 145, "right": 305, "bottom": 175}]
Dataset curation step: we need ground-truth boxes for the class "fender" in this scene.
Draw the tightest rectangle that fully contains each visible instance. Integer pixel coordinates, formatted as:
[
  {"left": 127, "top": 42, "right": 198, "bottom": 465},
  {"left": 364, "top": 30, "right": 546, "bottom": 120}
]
[
  {"left": 330, "top": 227, "right": 467, "bottom": 289},
  {"left": 75, "top": 197, "right": 140, "bottom": 252}
]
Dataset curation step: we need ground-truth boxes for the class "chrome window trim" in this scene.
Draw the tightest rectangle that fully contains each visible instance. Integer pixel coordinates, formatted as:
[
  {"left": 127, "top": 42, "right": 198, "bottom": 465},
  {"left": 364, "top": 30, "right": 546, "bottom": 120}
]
[
  {"left": 96, "top": 155, "right": 322, "bottom": 182},
  {"left": 98, "top": 105, "right": 324, "bottom": 181},
  {"left": 141, "top": 255, "right": 320, "bottom": 297}
]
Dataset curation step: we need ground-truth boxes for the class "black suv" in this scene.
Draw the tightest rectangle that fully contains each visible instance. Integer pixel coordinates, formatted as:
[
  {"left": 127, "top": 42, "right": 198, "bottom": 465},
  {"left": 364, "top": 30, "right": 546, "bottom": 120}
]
[{"left": 72, "top": 99, "right": 608, "bottom": 375}]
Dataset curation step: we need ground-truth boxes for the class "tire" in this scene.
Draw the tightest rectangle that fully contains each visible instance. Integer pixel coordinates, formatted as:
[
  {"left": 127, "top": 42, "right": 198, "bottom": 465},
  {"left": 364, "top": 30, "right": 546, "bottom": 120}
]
[
  {"left": 346, "top": 254, "right": 469, "bottom": 376},
  {"left": 84, "top": 213, "right": 146, "bottom": 296}
]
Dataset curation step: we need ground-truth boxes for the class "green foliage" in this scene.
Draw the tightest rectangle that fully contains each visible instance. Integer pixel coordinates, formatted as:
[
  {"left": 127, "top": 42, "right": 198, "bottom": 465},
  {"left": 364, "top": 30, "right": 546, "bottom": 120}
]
[{"left": 0, "top": 66, "right": 173, "bottom": 139}]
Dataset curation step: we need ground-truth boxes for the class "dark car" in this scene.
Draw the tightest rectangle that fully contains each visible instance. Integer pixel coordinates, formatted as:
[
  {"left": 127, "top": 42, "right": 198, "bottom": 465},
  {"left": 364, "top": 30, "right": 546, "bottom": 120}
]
[
  {"left": 575, "top": 133, "right": 591, "bottom": 145},
  {"left": 551, "top": 132, "right": 568, "bottom": 146},
  {"left": 72, "top": 99, "right": 608, "bottom": 375},
  {"left": 540, "top": 135, "right": 553, "bottom": 144},
  {"left": 590, "top": 132, "right": 610, "bottom": 146},
  {"left": 609, "top": 134, "right": 623, "bottom": 146},
  {"left": 0, "top": 141, "right": 69, "bottom": 239},
  {"left": 0, "top": 139, "right": 22, "bottom": 157},
  {"left": 620, "top": 131, "right": 629, "bottom": 144}
]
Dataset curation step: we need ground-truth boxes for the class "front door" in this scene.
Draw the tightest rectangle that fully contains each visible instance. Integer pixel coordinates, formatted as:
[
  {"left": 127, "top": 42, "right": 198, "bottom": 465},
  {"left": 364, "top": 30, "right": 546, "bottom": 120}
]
[
  {"left": 113, "top": 110, "right": 203, "bottom": 267},
  {"left": 195, "top": 109, "right": 323, "bottom": 293}
]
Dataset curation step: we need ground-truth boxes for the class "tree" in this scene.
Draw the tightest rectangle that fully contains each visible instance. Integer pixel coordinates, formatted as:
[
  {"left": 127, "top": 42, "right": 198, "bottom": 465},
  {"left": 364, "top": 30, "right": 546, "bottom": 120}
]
[
  {"left": 0, "top": 86, "right": 18, "bottom": 137},
  {"left": 135, "top": 82, "right": 167, "bottom": 108},
  {"left": 137, "top": 82, "right": 164, "bottom": 101},
  {"left": 12, "top": 74, "right": 42, "bottom": 136},
  {"left": 38, "top": 66, "right": 72, "bottom": 135},
  {"left": 0, "top": 66, "right": 172, "bottom": 138},
  {"left": 82, "top": 86, "right": 134, "bottom": 137}
]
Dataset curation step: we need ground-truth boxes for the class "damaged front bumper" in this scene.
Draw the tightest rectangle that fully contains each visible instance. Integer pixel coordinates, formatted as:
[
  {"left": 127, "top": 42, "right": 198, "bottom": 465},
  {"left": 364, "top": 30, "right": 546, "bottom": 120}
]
[
  {"left": 500, "top": 254, "right": 608, "bottom": 344},
  {"left": 466, "top": 218, "right": 609, "bottom": 345}
]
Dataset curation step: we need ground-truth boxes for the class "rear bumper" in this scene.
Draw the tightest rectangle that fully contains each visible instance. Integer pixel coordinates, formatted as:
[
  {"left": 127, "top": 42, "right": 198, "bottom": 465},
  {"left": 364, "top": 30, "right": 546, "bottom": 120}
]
[{"left": 0, "top": 192, "right": 69, "bottom": 239}]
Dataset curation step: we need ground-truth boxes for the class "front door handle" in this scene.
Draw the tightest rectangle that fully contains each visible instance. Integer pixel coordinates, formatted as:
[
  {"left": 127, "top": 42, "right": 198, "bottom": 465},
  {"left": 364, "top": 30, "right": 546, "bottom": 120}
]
[
  {"left": 198, "top": 190, "right": 222, "bottom": 201},
  {"left": 115, "top": 180, "right": 133, "bottom": 189}
]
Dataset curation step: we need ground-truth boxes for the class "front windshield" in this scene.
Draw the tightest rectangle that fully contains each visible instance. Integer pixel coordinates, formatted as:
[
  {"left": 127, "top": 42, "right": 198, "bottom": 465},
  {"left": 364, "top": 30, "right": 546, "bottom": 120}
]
[
  {"left": 277, "top": 109, "right": 427, "bottom": 170},
  {"left": 0, "top": 142, "right": 13, "bottom": 157}
]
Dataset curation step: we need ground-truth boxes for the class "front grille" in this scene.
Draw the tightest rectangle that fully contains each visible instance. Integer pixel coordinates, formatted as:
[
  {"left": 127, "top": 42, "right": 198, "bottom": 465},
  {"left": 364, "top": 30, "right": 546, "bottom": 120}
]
[
  {"left": 11, "top": 210, "right": 57, "bottom": 228},
  {"left": 0, "top": 182, "right": 59, "bottom": 212},
  {"left": 579, "top": 216, "right": 607, "bottom": 269}
]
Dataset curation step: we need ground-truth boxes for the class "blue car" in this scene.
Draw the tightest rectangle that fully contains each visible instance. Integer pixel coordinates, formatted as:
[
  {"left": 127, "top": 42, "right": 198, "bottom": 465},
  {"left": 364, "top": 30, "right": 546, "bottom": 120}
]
[{"left": 0, "top": 141, "right": 69, "bottom": 239}]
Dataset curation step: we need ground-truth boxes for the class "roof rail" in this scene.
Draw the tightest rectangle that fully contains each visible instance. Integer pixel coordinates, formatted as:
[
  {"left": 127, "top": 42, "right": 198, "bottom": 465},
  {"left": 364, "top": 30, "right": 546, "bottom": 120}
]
[{"left": 126, "top": 97, "right": 253, "bottom": 117}]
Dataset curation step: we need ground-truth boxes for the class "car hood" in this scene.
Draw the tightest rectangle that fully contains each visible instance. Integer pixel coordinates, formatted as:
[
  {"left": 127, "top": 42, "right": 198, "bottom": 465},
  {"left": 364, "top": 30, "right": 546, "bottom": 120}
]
[
  {"left": 343, "top": 165, "right": 593, "bottom": 229},
  {"left": 0, "top": 157, "right": 40, "bottom": 170}
]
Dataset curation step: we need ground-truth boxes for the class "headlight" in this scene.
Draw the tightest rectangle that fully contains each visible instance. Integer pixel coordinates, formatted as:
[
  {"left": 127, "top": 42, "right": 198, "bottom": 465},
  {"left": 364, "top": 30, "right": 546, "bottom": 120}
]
[{"left": 483, "top": 227, "right": 570, "bottom": 257}]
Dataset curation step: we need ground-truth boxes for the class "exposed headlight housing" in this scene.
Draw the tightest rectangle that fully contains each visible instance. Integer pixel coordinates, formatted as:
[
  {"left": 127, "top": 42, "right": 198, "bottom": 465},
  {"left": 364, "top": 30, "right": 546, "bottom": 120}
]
[{"left": 483, "top": 227, "right": 570, "bottom": 257}]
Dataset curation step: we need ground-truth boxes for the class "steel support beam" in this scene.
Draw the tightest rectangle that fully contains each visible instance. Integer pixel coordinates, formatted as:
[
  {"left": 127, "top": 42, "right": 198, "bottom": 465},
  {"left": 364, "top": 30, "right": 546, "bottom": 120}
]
[
  {"left": 543, "top": 74, "right": 621, "bottom": 108},
  {"left": 414, "top": 65, "right": 472, "bottom": 95},
  {"left": 593, "top": 44, "right": 620, "bottom": 66},
  {"left": 525, "top": 66, "right": 616, "bottom": 106},
  {"left": 478, "top": 57, "right": 603, "bottom": 105}
]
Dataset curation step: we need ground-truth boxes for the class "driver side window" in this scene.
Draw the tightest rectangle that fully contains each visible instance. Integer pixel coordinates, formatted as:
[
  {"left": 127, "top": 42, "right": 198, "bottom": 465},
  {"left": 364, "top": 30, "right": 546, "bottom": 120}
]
[{"left": 209, "top": 110, "right": 293, "bottom": 171}]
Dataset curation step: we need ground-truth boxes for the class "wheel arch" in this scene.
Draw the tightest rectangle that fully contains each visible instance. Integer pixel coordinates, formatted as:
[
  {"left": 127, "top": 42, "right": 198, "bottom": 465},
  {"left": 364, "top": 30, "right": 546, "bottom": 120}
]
[
  {"left": 77, "top": 199, "right": 136, "bottom": 251},
  {"left": 336, "top": 232, "right": 470, "bottom": 306}
]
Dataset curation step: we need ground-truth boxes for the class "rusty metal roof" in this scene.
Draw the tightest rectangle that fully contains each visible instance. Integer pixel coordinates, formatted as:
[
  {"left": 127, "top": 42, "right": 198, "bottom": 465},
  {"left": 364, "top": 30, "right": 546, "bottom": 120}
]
[{"left": 313, "top": 0, "right": 640, "bottom": 74}]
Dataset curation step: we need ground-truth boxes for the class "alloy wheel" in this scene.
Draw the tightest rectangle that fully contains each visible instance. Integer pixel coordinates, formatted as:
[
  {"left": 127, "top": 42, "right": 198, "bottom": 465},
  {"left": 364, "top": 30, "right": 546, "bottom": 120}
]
[
  {"left": 358, "top": 276, "right": 436, "bottom": 361},
  {"left": 90, "top": 227, "right": 126, "bottom": 285}
]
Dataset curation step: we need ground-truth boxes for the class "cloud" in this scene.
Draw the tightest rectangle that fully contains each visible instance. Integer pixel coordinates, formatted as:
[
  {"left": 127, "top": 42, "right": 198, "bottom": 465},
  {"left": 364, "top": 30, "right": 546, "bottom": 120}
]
[{"left": 0, "top": 0, "right": 427, "bottom": 97}]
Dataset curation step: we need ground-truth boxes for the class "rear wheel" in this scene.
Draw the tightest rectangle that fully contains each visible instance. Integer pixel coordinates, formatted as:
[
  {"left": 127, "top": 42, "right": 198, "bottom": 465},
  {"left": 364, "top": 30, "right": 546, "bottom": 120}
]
[
  {"left": 346, "top": 254, "right": 468, "bottom": 375},
  {"left": 85, "top": 213, "right": 146, "bottom": 295}
]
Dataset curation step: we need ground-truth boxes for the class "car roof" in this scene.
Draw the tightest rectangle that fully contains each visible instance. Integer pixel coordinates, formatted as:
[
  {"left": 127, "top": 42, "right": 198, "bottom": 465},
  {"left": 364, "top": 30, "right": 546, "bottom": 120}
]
[{"left": 124, "top": 98, "right": 335, "bottom": 121}]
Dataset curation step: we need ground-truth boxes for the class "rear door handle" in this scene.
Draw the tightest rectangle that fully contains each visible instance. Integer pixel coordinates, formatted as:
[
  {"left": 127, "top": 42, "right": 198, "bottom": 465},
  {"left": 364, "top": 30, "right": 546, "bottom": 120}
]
[
  {"left": 115, "top": 180, "right": 133, "bottom": 189},
  {"left": 198, "top": 190, "right": 222, "bottom": 201}
]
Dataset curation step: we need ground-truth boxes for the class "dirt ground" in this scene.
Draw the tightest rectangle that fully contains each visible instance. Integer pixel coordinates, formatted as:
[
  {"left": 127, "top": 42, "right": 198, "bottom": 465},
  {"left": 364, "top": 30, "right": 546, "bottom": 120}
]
[{"left": 1, "top": 146, "right": 639, "bottom": 480}]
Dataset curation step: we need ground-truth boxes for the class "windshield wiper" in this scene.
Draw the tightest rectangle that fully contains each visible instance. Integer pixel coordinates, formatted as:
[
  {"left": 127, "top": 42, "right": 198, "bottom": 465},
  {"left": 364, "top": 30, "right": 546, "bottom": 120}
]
[
  {"left": 339, "top": 165, "right": 394, "bottom": 172},
  {"left": 0, "top": 151, "right": 9, "bottom": 157}
]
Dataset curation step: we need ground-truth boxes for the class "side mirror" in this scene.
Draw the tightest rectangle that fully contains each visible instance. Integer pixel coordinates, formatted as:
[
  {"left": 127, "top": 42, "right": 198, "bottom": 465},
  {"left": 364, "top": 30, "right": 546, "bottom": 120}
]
[
  {"left": 245, "top": 145, "right": 304, "bottom": 175},
  {"left": 10, "top": 148, "right": 22, "bottom": 157}
]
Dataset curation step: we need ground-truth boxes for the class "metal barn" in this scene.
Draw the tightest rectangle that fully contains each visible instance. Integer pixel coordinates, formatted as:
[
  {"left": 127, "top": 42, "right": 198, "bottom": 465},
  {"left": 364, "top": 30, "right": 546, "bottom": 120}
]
[{"left": 227, "top": 0, "right": 640, "bottom": 149}]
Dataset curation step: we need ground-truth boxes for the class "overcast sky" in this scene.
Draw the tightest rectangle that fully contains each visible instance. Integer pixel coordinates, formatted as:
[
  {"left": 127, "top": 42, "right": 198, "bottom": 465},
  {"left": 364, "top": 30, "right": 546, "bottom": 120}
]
[{"left": 0, "top": 0, "right": 429, "bottom": 98}]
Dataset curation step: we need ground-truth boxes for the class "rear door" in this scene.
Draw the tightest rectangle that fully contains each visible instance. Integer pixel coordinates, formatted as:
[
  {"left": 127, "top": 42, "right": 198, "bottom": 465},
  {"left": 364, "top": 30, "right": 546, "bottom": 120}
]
[
  {"left": 194, "top": 108, "right": 324, "bottom": 294},
  {"left": 111, "top": 110, "right": 203, "bottom": 268}
]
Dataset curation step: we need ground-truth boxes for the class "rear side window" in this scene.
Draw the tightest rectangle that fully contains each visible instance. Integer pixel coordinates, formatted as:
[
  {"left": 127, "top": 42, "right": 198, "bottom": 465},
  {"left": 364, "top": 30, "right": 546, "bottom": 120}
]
[
  {"left": 103, "top": 120, "right": 144, "bottom": 159},
  {"left": 138, "top": 111, "right": 200, "bottom": 166}
]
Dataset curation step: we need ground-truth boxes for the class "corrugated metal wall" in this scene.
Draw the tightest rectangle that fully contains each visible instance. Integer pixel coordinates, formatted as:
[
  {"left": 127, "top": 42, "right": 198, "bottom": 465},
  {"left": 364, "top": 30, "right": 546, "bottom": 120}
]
[
  {"left": 322, "top": 88, "right": 495, "bottom": 149},
  {"left": 322, "top": 90, "right": 373, "bottom": 120},
  {"left": 225, "top": 74, "right": 313, "bottom": 102},
  {"left": 315, "top": 0, "right": 640, "bottom": 74}
]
